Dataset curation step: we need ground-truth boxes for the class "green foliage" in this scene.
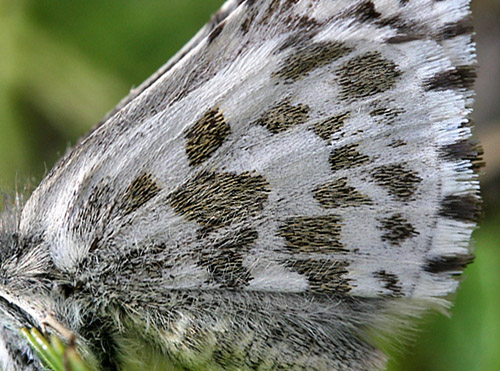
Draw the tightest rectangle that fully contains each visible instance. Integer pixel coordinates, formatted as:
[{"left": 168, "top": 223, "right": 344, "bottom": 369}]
[{"left": 21, "top": 328, "right": 94, "bottom": 371}]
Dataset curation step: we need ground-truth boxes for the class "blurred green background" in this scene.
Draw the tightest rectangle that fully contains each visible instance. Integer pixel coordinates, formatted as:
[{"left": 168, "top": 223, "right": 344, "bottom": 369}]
[{"left": 0, "top": 0, "right": 498, "bottom": 370}]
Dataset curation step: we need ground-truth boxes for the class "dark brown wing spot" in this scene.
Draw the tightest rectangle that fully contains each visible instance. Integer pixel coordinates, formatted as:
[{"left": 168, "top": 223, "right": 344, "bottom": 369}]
[
  {"left": 424, "top": 65, "right": 476, "bottom": 92},
  {"left": 240, "top": 10, "right": 257, "bottom": 34},
  {"left": 208, "top": 20, "right": 226, "bottom": 43},
  {"left": 388, "top": 139, "right": 407, "bottom": 148},
  {"left": 274, "top": 41, "right": 353, "bottom": 82},
  {"left": 438, "top": 17, "right": 473, "bottom": 40},
  {"left": 337, "top": 51, "right": 402, "bottom": 100},
  {"left": 169, "top": 171, "right": 270, "bottom": 232},
  {"left": 313, "top": 112, "right": 349, "bottom": 141},
  {"left": 278, "top": 215, "right": 347, "bottom": 254},
  {"left": 185, "top": 107, "right": 231, "bottom": 166},
  {"left": 424, "top": 254, "right": 474, "bottom": 274},
  {"left": 314, "top": 177, "right": 372, "bottom": 208},
  {"left": 329, "top": 143, "right": 370, "bottom": 172},
  {"left": 369, "top": 106, "right": 405, "bottom": 125},
  {"left": 198, "top": 228, "right": 257, "bottom": 288},
  {"left": 371, "top": 164, "right": 421, "bottom": 201},
  {"left": 439, "top": 194, "right": 482, "bottom": 223},
  {"left": 285, "top": 259, "right": 351, "bottom": 294},
  {"left": 373, "top": 270, "right": 403, "bottom": 297},
  {"left": 379, "top": 213, "right": 418, "bottom": 245},
  {"left": 121, "top": 173, "right": 161, "bottom": 215},
  {"left": 440, "top": 139, "right": 484, "bottom": 171},
  {"left": 254, "top": 99, "right": 310, "bottom": 134},
  {"left": 349, "top": 1, "right": 381, "bottom": 22}
]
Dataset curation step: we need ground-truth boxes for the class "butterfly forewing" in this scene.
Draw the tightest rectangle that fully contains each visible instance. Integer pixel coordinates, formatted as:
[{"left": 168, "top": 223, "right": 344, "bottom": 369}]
[{"left": 0, "top": 0, "right": 480, "bottom": 369}]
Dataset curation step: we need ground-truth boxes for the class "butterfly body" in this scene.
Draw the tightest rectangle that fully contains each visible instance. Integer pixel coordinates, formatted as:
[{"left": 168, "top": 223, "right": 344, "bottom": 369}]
[{"left": 0, "top": 0, "right": 480, "bottom": 369}]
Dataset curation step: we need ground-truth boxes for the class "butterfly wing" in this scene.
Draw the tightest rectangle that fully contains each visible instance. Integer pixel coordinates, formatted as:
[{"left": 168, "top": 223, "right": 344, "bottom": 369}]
[{"left": 6, "top": 0, "right": 479, "bottom": 369}]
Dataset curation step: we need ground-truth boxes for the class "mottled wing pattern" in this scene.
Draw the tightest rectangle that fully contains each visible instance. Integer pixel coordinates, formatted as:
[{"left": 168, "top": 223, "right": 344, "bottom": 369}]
[{"left": 8, "top": 0, "right": 479, "bottom": 369}]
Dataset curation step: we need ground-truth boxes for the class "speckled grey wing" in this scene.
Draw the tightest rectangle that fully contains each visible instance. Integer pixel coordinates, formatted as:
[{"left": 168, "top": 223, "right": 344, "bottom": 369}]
[{"left": 14, "top": 0, "right": 480, "bottom": 369}]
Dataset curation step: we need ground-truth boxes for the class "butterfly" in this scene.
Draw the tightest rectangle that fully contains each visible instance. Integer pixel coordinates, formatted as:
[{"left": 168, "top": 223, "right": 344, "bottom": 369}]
[{"left": 0, "top": 0, "right": 481, "bottom": 369}]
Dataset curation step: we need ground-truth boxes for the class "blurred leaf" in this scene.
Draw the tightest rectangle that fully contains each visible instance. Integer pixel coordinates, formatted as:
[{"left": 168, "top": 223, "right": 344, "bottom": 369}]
[{"left": 21, "top": 328, "right": 94, "bottom": 371}]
